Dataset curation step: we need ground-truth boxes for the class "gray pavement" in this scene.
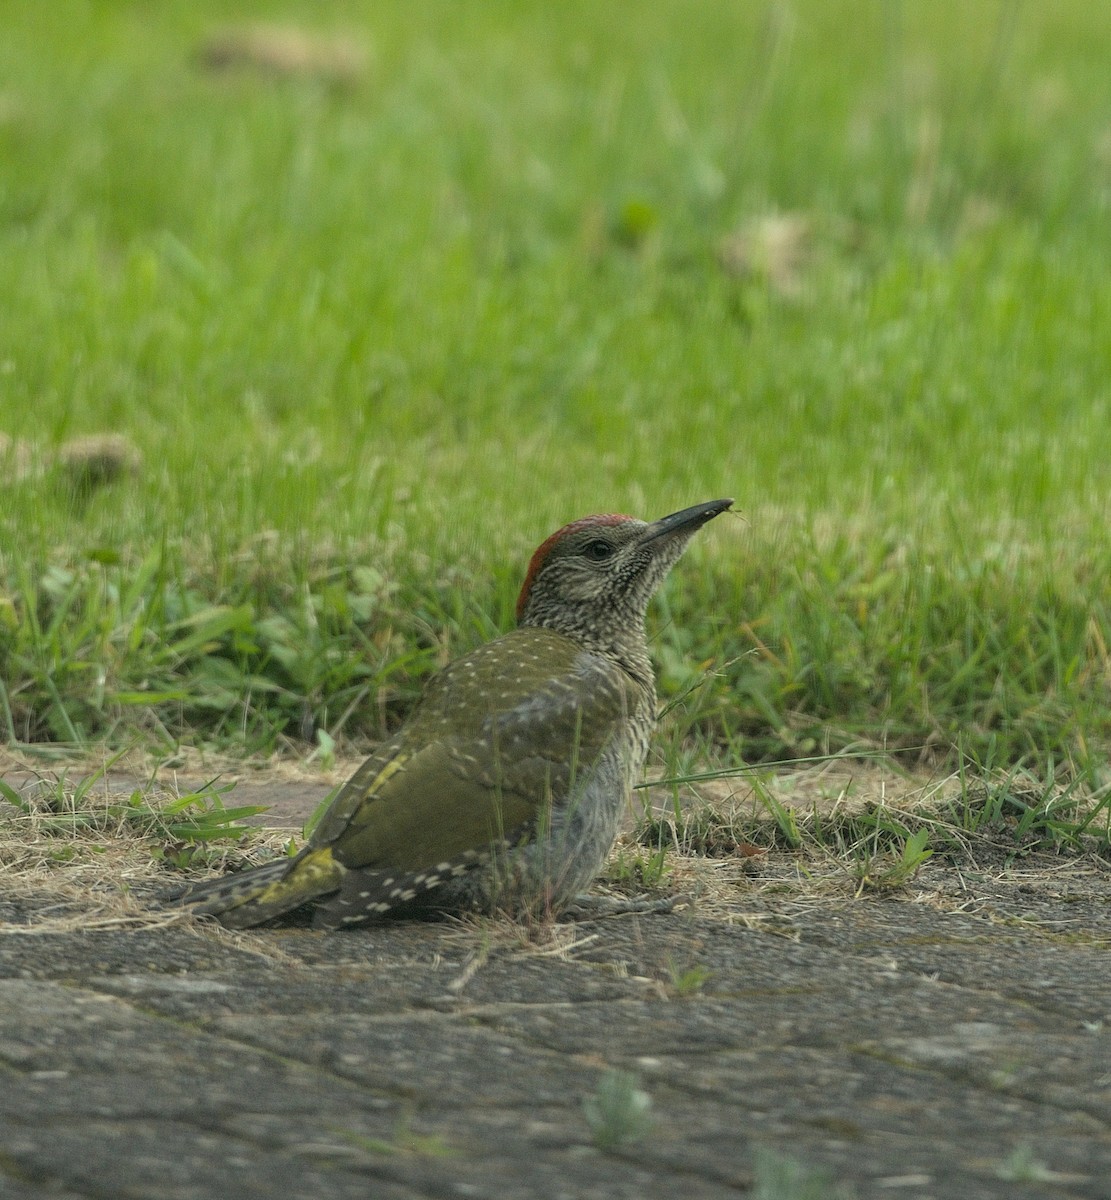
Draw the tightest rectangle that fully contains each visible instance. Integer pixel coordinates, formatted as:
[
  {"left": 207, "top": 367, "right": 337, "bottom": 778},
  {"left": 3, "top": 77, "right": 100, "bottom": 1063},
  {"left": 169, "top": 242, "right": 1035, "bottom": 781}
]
[{"left": 3, "top": 850, "right": 1111, "bottom": 1199}]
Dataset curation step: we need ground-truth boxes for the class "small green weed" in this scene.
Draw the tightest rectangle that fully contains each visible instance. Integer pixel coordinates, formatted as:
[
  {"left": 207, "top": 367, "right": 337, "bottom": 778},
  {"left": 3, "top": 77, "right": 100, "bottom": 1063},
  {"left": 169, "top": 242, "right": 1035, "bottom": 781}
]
[
  {"left": 0, "top": 757, "right": 268, "bottom": 864},
  {"left": 995, "top": 1143, "right": 1057, "bottom": 1183},
  {"left": 850, "top": 826, "right": 933, "bottom": 895},
  {"left": 309, "top": 728, "right": 337, "bottom": 772},
  {"left": 301, "top": 784, "right": 343, "bottom": 842},
  {"left": 583, "top": 1070, "right": 653, "bottom": 1150},
  {"left": 604, "top": 845, "right": 670, "bottom": 892},
  {"left": 752, "top": 778, "right": 804, "bottom": 850},
  {"left": 338, "top": 1114, "right": 456, "bottom": 1160},
  {"left": 667, "top": 959, "right": 713, "bottom": 997},
  {"left": 751, "top": 1147, "right": 855, "bottom": 1199}
]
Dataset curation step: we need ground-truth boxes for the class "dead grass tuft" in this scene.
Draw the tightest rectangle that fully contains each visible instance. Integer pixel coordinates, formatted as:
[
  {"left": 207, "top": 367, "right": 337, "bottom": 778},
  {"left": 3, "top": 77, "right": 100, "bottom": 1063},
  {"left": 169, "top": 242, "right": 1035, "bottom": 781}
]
[
  {"left": 0, "top": 431, "right": 141, "bottom": 492},
  {"left": 55, "top": 434, "right": 142, "bottom": 491},
  {"left": 197, "top": 25, "right": 368, "bottom": 85},
  {"left": 0, "top": 782, "right": 290, "bottom": 934},
  {"left": 717, "top": 212, "right": 814, "bottom": 297}
]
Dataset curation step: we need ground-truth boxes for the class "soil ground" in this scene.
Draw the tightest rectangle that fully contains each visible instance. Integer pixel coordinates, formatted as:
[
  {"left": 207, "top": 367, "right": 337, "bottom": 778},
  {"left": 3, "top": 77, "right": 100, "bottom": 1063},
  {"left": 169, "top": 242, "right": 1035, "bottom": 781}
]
[{"left": 2, "top": 757, "right": 1110, "bottom": 1199}]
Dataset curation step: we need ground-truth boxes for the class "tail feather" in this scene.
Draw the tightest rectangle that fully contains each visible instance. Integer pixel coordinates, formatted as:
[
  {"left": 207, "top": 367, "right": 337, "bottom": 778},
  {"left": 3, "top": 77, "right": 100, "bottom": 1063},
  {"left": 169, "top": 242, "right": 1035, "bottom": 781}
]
[{"left": 174, "top": 848, "right": 343, "bottom": 929}]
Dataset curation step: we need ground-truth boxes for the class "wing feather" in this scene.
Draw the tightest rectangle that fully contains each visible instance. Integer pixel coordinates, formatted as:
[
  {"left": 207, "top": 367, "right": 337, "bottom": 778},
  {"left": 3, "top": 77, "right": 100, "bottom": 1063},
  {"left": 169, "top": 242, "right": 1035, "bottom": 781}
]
[{"left": 307, "top": 627, "right": 641, "bottom": 873}]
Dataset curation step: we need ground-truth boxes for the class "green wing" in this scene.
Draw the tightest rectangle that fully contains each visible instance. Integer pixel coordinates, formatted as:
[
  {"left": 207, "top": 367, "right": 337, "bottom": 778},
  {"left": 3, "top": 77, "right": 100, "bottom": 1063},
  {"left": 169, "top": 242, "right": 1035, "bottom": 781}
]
[{"left": 309, "top": 627, "right": 641, "bottom": 872}]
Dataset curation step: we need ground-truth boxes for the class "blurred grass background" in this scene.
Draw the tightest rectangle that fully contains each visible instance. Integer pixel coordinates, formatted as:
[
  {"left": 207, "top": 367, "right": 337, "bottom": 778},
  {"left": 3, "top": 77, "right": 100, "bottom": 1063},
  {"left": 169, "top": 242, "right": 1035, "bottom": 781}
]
[{"left": 1, "top": 0, "right": 1109, "bottom": 773}]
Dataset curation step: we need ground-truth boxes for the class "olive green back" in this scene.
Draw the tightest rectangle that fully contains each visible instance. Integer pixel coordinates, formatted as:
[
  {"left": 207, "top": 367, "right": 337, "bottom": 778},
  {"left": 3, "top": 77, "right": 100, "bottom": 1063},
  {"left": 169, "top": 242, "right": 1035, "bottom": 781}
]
[{"left": 310, "top": 627, "right": 642, "bottom": 871}]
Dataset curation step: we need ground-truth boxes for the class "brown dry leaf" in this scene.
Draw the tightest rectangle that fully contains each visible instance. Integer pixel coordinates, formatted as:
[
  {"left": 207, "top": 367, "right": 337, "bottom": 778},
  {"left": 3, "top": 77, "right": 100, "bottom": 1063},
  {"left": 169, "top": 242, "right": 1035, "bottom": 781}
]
[{"left": 717, "top": 212, "right": 813, "bottom": 298}]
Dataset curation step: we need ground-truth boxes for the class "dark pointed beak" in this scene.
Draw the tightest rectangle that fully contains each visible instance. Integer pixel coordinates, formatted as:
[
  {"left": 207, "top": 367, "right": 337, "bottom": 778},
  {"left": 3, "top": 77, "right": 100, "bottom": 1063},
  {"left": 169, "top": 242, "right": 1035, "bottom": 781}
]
[{"left": 641, "top": 498, "right": 733, "bottom": 545}]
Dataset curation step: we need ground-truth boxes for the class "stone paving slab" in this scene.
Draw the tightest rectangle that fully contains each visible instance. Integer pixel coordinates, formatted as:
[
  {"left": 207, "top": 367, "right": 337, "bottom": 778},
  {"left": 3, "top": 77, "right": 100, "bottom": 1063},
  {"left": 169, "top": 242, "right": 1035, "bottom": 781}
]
[{"left": 3, "top": 865, "right": 1111, "bottom": 1200}]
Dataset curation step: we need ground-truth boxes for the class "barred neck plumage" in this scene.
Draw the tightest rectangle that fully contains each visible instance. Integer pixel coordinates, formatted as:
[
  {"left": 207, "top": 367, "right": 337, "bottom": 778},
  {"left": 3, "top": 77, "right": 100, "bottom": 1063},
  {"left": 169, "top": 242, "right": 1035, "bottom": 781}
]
[{"left": 519, "top": 597, "right": 656, "bottom": 692}]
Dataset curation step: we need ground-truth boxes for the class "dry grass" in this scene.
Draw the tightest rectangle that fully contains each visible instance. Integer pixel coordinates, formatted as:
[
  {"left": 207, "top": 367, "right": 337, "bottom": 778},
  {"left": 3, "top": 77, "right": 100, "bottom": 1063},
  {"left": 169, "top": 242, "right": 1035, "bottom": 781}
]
[
  {"left": 4, "top": 760, "right": 1108, "bottom": 944},
  {"left": 197, "top": 25, "right": 368, "bottom": 84},
  {"left": 0, "top": 777, "right": 289, "bottom": 935}
]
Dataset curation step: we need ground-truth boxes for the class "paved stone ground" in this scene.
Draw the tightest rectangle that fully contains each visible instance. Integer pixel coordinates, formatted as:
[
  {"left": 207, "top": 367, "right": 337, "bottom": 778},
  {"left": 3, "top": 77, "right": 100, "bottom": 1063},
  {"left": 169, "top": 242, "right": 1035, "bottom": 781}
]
[{"left": 3, "top": 845, "right": 1111, "bottom": 1199}]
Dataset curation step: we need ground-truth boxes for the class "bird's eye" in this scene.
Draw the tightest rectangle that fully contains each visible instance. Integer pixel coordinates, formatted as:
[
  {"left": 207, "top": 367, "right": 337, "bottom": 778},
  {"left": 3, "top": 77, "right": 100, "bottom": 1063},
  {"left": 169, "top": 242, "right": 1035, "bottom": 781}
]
[{"left": 582, "top": 539, "right": 614, "bottom": 561}]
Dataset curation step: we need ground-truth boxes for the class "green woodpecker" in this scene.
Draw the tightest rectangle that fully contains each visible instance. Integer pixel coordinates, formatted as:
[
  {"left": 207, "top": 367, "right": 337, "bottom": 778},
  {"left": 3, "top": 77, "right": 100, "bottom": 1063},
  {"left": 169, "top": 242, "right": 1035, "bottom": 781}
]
[{"left": 178, "top": 498, "right": 732, "bottom": 928}]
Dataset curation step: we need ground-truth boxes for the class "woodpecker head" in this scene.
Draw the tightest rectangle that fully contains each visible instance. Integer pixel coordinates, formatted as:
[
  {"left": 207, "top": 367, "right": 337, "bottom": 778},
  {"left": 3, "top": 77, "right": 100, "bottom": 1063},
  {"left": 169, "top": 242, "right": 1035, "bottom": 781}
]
[{"left": 516, "top": 499, "right": 732, "bottom": 673}]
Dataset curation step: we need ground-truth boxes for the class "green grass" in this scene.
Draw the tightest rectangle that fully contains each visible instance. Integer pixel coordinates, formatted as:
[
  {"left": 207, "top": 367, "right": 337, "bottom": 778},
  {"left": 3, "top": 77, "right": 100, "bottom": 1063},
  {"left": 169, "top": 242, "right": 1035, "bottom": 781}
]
[
  {"left": 1, "top": 1, "right": 1110, "bottom": 773},
  {"left": 632, "top": 749, "right": 1111, "bottom": 899}
]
